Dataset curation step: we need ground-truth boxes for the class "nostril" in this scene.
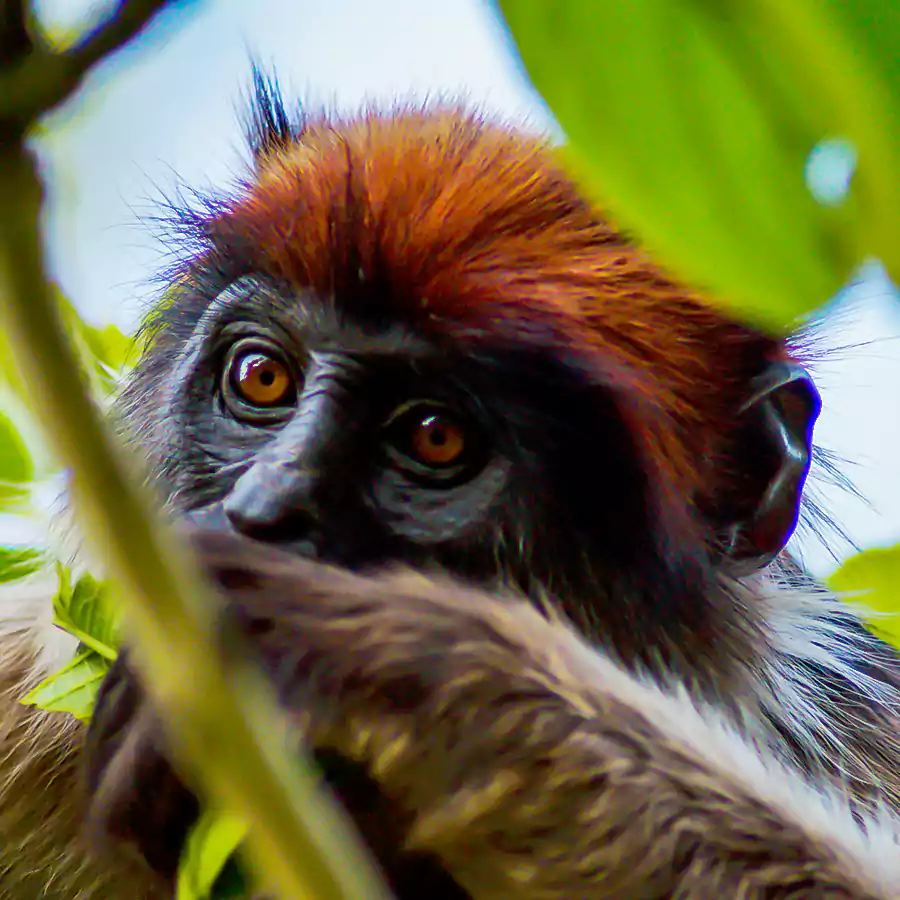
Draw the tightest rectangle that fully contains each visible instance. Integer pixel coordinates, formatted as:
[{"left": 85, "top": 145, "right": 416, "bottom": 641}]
[{"left": 224, "top": 501, "right": 317, "bottom": 545}]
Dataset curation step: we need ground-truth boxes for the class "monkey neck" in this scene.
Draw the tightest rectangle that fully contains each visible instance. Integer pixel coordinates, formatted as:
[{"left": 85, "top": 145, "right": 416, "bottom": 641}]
[{"left": 588, "top": 558, "right": 900, "bottom": 813}]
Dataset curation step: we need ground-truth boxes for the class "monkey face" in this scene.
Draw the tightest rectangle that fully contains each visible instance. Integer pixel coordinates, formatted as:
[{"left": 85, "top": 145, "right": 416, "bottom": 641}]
[
  {"left": 165, "top": 275, "right": 511, "bottom": 572},
  {"left": 123, "top": 276, "right": 819, "bottom": 663},
  {"left": 130, "top": 268, "right": 673, "bottom": 646}
]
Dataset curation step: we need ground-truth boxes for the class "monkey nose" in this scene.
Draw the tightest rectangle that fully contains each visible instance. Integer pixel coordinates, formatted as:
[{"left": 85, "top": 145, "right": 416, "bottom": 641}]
[{"left": 222, "top": 461, "right": 319, "bottom": 544}]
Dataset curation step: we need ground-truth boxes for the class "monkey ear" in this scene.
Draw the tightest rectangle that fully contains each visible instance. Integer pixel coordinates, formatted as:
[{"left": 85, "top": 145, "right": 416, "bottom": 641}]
[{"left": 723, "top": 363, "right": 821, "bottom": 570}]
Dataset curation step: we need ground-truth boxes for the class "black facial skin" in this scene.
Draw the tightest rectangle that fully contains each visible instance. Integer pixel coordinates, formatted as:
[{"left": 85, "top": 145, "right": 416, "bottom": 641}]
[
  {"left": 167, "top": 276, "right": 512, "bottom": 565},
  {"left": 142, "top": 274, "right": 691, "bottom": 661}
]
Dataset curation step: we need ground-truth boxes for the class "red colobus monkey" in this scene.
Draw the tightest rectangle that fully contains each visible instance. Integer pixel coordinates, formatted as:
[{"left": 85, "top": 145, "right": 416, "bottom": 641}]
[{"left": 3, "top": 77, "right": 900, "bottom": 900}]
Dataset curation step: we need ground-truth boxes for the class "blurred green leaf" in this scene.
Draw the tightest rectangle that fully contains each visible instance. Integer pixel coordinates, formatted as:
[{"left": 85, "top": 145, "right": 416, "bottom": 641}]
[
  {"left": 827, "top": 545, "right": 900, "bottom": 647},
  {"left": 0, "top": 289, "right": 132, "bottom": 404},
  {"left": 178, "top": 809, "right": 250, "bottom": 900},
  {"left": 87, "top": 322, "right": 133, "bottom": 372},
  {"left": 0, "top": 330, "right": 28, "bottom": 400},
  {"left": 57, "top": 295, "right": 133, "bottom": 394},
  {"left": 499, "top": 0, "right": 900, "bottom": 331},
  {"left": 0, "top": 289, "right": 134, "bottom": 486},
  {"left": 0, "top": 545, "right": 44, "bottom": 583},
  {"left": 21, "top": 648, "right": 111, "bottom": 721},
  {"left": 829, "top": 0, "right": 900, "bottom": 113},
  {"left": 53, "top": 567, "right": 121, "bottom": 661},
  {"left": 0, "top": 409, "right": 34, "bottom": 508}
]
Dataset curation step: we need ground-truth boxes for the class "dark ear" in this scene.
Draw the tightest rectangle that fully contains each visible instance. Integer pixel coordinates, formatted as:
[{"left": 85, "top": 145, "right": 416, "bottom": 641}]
[{"left": 723, "top": 363, "right": 821, "bottom": 570}]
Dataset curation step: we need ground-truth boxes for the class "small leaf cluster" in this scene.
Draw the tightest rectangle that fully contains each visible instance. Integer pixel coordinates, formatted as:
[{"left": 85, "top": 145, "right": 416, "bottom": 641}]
[{"left": 22, "top": 568, "right": 118, "bottom": 721}]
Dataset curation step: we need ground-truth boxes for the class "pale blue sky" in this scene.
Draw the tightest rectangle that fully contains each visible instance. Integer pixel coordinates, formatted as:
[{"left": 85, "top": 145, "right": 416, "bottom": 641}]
[{"left": 29, "top": 0, "right": 900, "bottom": 575}]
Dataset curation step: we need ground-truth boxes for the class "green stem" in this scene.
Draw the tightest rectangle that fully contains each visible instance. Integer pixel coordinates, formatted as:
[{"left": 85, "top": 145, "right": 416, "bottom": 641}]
[{"left": 0, "top": 140, "right": 391, "bottom": 900}]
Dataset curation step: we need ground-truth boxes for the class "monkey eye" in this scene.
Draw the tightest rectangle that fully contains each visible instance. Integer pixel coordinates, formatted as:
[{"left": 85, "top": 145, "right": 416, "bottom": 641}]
[
  {"left": 222, "top": 340, "right": 297, "bottom": 420},
  {"left": 383, "top": 402, "right": 485, "bottom": 484}
]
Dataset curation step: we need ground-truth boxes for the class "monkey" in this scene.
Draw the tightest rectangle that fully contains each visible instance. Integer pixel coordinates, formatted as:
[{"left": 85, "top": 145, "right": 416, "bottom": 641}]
[{"left": 4, "top": 75, "right": 900, "bottom": 899}]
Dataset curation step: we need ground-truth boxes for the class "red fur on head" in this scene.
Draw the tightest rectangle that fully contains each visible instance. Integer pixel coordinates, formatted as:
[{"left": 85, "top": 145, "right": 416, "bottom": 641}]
[{"left": 208, "top": 104, "right": 783, "bottom": 515}]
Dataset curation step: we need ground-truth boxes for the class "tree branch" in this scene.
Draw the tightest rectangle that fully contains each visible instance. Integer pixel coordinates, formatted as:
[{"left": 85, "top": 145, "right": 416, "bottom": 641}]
[
  {"left": 0, "top": 0, "right": 176, "bottom": 123},
  {"left": 0, "top": 1, "right": 33, "bottom": 62}
]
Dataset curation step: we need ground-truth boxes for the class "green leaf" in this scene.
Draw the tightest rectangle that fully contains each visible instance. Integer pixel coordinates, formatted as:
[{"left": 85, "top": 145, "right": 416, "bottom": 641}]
[
  {"left": 53, "top": 568, "right": 121, "bottom": 661},
  {"left": 21, "top": 648, "right": 111, "bottom": 721},
  {"left": 0, "top": 545, "right": 44, "bottom": 583},
  {"left": 498, "top": 0, "right": 900, "bottom": 331},
  {"left": 23, "top": 567, "right": 122, "bottom": 720},
  {"left": 57, "top": 296, "right": 133, "bottom": 388},
  {"left": 55, "top": 297, "right": 133, "bottom": 396},
  {"left": 0, "top": 409, "right": 34, "bottom": 509},
  {"left": 177, "top": 809, "right": 250, "bottom": 900},
  {"left": 0, "top": 290, "right": 134, "bottom": 486},
  {"left": 809, "top": 0, "right": 900, "bottom": 278},
  {"left": 827, "top": 545, "right": 900, "bottom": 648},
  {"left": 0, "top": 291, "right": 132, "bottom": 405}
]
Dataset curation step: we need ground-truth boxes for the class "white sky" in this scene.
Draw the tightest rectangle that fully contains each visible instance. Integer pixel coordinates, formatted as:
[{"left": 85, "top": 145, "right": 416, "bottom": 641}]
[{"left": 28, "top": 0, "right": 900, "bottom": 576}]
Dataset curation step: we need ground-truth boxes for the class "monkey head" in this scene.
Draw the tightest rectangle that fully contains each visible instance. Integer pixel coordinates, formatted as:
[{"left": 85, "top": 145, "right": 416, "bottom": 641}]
[{"left": 118, "top": 82, "right": 820, "bottom": 672}]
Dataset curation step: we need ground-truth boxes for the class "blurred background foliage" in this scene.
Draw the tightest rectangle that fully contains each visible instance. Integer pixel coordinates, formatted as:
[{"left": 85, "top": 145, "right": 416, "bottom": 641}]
[
  {"left": 1, "top": 1, "right": 900, "bottom": 897},
  {"left": 501, "top": 1, "right": 900, "bottom": 331}
]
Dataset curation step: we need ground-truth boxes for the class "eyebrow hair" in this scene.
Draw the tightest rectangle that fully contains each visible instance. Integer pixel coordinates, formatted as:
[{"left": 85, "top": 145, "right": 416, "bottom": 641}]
[{"left": 180, "top": 272, "right": 435, "bottom": 369}]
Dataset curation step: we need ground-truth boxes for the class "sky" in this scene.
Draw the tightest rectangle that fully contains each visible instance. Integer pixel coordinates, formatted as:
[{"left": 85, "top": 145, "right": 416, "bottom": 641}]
[{"left": 27, "top": 0, "right": 900, "bottom": 576}]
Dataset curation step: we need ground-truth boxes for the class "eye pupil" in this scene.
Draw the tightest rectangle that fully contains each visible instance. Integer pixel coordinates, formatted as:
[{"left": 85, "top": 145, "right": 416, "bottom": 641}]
[
  {"left": 383, "top": 402, "right": 485, "bottom": 484},
  {"left": 426, "top": 421, "right": 448, "bottom": 446},
  {"left": 412, "top": 414, "right": 465, "bottom": 465}
]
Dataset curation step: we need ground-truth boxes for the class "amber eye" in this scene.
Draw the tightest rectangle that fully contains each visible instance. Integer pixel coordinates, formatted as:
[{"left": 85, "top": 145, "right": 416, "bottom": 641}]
[
  {"left": 226, "top": 346, "right": 296, "bottom": 411},
  {"left": 410, "top": 413, "right": 466, "bottom": 466},
  {"left": 383, "top": 402, "right": 486, "bottom": 485}
]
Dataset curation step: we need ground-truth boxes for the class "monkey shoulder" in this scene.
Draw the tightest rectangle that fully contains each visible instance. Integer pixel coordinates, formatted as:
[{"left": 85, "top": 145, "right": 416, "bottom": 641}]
[{"left": 0, "top": 574, "right": 166, "bottom": 899}]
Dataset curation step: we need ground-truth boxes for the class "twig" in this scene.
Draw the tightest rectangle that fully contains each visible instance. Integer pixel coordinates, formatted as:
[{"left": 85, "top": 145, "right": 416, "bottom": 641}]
[
  {"left": 0, "top": 3, "right": 392, "bottom": 899},
  {"left": 0, "top": 2, "right": 33, "bottom": 62},
  {"left": 0, "top": 1, "right": 174, "bottom": 123}
]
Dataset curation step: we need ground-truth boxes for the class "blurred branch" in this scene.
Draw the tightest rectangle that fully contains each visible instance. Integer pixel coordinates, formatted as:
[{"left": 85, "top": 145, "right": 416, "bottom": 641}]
[
  {"left": 0, "top": 2, "right": 33, "bottom": 62},
  {"left": 0, "top": 0, "right": 174, "bottom": 124},
  {"left": 0, "top": 3, "right": 391, "bottom": 899}
]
